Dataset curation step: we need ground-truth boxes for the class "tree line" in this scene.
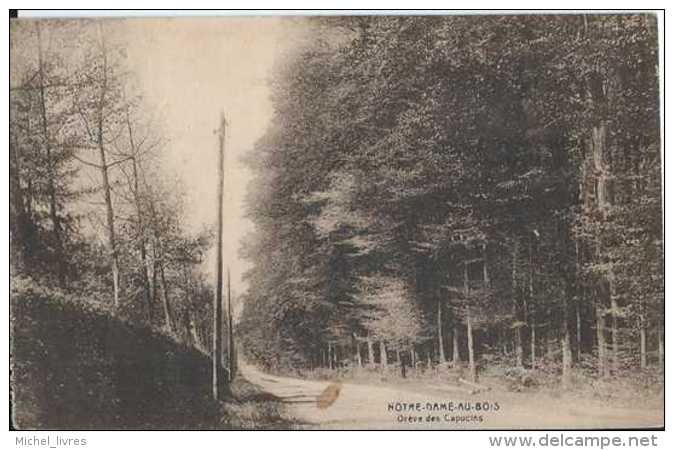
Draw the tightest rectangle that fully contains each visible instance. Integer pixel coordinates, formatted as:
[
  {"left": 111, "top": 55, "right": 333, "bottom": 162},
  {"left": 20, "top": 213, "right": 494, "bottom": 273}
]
[
  {"left": 238, "top": 14, "right": 663, "bottom": 384},
  {"left": 10, "top": 20, "right": 216, "bottom": 351}
]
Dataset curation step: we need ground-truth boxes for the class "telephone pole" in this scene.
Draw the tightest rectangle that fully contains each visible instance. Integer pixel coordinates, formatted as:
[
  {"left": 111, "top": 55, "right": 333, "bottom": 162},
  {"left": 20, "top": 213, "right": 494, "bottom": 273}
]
[
  {"left": 227, "top": 267, "right": 236, "bottom": 381},
  {"left": 213, "top": 111, "right": 226, "bottom": 400}
]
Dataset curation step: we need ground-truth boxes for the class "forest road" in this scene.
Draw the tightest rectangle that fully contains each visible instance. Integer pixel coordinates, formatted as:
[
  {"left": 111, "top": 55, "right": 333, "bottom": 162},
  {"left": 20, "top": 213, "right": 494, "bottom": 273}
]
[{"left": 238, "top": 362, "right": 663, "bottom": 430}]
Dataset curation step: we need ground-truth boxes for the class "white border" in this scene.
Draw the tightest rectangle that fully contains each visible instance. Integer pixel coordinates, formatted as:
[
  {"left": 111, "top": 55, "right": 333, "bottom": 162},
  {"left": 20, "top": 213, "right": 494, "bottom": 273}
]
[{"left": 3, "top": 4, "right": 670, "bottom": 449}]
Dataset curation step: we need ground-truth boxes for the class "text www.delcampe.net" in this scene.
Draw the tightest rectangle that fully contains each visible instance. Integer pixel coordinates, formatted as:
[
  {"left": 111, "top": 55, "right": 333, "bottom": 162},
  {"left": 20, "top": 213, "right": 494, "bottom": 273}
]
[{"left": 489, "top": 434, "right": 659, "bottom": 449}]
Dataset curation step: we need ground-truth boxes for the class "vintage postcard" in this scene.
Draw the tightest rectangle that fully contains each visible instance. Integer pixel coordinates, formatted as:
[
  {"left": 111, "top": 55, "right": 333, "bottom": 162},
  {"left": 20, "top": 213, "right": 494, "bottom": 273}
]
[{"left": 9, "top": 12, "right": 663, "bottom": 430}]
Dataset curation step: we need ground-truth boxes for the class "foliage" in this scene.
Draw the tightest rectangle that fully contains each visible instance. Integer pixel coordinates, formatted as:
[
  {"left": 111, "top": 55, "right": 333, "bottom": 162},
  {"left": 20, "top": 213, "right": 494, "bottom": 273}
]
[{"left": 240, "top": 15, "right": 662, "bottom": 381}]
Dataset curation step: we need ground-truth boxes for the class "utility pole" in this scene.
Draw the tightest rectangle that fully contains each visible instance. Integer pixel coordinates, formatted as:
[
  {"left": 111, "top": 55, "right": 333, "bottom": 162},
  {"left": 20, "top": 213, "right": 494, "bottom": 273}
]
[
  {"left": 227, "top": 267, "right": 236, "bottom": 381},
  {"left": 213, "top": 111, "right": 226, "bottom": 400}
]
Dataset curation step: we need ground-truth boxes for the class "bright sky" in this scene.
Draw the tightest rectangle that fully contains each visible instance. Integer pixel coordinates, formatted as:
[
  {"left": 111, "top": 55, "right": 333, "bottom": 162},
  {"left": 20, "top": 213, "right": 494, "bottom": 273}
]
[{"left": 119, "top": 17, "right": 308, "bottom": 295}]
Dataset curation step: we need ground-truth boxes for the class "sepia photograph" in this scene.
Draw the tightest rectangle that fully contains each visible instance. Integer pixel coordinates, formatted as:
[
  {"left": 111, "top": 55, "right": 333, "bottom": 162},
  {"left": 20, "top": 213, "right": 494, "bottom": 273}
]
[{"left": 9, "top": 11, "right": 664, "bottom": 431}]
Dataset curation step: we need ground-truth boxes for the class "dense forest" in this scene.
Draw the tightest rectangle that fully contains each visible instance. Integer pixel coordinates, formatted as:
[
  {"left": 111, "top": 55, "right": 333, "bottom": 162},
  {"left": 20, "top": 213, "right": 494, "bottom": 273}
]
[
  {"left": 10, "top": 20, "right": 217, "bottom": 356},
  {"left": 238, "top": 14, "right": 663, "bottom": 386}
]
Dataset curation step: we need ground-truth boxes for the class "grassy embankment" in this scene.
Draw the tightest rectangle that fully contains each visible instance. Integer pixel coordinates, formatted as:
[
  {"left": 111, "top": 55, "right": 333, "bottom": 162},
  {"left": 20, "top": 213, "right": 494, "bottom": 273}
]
[{"left": 10, "top": 282, "right": 299, "bottom": 430}]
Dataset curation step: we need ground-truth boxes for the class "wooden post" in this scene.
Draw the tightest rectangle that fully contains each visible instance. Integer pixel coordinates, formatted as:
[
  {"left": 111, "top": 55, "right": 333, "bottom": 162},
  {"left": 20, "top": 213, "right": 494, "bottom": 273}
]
[
  {"left": 227, "top": 267, "right": 235, "bottom": 381},
  {"left": 212, "top": 111, "right": 226, "bottom": 400}
]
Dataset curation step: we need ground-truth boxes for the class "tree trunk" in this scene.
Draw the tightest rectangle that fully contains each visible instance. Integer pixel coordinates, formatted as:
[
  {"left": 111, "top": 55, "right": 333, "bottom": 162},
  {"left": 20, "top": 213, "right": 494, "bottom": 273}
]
[
  {"left": 99, "top": 152, "right": 120, "bottom": 308},
  {"left": 354, "top": 337, "right": 362, "bottom": 368},
  {"left": 9, "top": 134, "right": 30, "bottom": 264},
  {"left": 561, "top": 331, "right": 572, "bottom": 388},
  {"left": 501, "top": 329, "right": 508, "bottom": 355},
  {"left": 610, "top": 280, "right": 619, "bottom": 375},
  {"left": 380, "top": 341, "right": 388, "bottom": 369},
  {"left": 547, "top": 332, "right": 556, "bottom": 359},
  {"left": 367, "top": 338, "right": 375, "bottom": 368},
  {"left": 512, "top": 239, "right": 523, "bottom": 367},
  {"left": 437, "top": 297, "right": 446, "bottom": 364},
  {"left": 575, "top": 241, "right": 583, "bottom": 361},
  {"left": 561, "top": 293, "right": 572, "bottom": 388},
  {"left": 139, "top": 235, "right": 152, "bottom": 321},
  {"left": 328, "top": 345, "right": 332, "bottom": 369},
  {"left": 592, "top": 121, "right": 615, "bottom": 377},
  {"left": 147, "top": 195, "right": 172, "bottom": 331},
  {"left": 452, "top": 326, "right": 460, "bottom": 366},
  {"left": 576, "top": 301, "right": 582, "bottom": 361},
  {"left": 36, "top": 23, "right": 65, "bottom": 287},
  {"left": 158, "top": 259, "right": 172, "bottom": 331},
  {"left": 126, "top": 113, "right": 153, "bottom": 322},
  {"left": 93, "top": 34, "right": 120, "bottom": 309},
  {"left": 188, "top": 310, "right": 201, "bottom": 351},
  {"left": 640, "top": 314, "right": 647, "bottom": 370},
  {"left": 327, "top": 343, "right": 333, "bottom": 369},
  {"left": 530, "top": 318, "right": 536, "bottom": 369},
  {"left": 151, "top": 248, "right": 159, "bottom": 303},
  {"left": 466, "top": 312, "right": 476, "bottom": 382},
  {"left": 594, "top": 124, "right": 610, "bottom": 207},
  {"left": 596, "top": 302, "right": 606, "bottom": 377},
  {"left": 658, "top": 320, "right": 664, "bottom": 371},
  {"left": 529, "top": 238, "right": 536, "bottom": 368},
  {"left": 182, "top": 265, "right": 192, "bottom": 336},
  {"left": 465, "top": 259, "right": 476, "bottom": 382}
]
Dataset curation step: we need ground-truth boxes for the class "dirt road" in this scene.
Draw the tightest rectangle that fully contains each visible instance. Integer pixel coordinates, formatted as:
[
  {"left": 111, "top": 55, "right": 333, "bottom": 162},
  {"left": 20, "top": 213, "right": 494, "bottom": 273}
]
[{"left": 239, "top": 362, "right": 663, "bottom": 430}]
